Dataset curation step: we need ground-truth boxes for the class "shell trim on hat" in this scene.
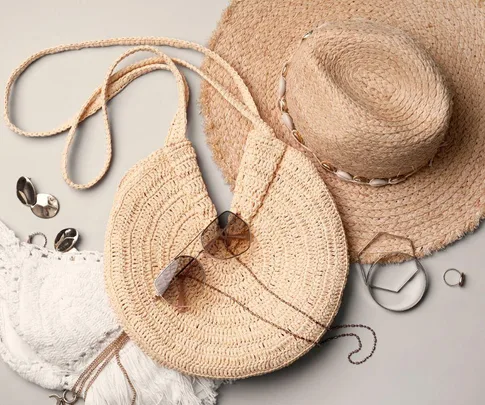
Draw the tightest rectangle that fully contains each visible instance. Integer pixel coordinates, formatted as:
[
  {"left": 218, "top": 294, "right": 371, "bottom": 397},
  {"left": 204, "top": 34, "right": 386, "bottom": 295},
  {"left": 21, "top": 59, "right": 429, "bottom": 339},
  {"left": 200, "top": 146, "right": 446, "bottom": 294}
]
[{"left": 200, "top": 0, "right": 485, "bottom": 263}]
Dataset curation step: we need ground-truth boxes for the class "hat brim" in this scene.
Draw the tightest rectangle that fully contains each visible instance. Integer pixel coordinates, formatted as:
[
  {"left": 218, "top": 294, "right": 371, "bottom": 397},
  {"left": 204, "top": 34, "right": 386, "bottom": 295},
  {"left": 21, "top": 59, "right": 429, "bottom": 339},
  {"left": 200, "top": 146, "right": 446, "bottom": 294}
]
[{"left": 201, "top": 0, "right": 485, "bottom": 263}]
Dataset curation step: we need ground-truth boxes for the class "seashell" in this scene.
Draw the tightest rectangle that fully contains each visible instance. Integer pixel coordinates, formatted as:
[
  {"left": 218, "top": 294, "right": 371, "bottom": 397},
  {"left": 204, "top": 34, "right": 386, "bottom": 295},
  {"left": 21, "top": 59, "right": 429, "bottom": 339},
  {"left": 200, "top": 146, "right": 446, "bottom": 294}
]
[
  {"left": 321, "top": 162, "right": 335, "bottom": 172},
  {"left": 278, "top": 76, "right": 286, "bottom": 98},
  {"left": 369, "top": 178, "right": 389, "bottom": 187},
  {"left": 302, "top": 30, "right": 313, "bottom": 40},
  {"left": 281, "top": 112, "right": 294, "bottom": 130},
  {"left": 336, "top": 170, "right": 353, "bottom": 181}
]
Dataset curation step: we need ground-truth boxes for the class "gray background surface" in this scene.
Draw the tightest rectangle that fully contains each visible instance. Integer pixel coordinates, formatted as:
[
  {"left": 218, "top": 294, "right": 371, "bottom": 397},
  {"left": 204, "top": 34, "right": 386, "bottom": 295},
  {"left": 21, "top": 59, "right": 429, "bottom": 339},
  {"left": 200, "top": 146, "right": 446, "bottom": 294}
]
[{"left": 0, "top": 1, "right": 484, "bottom": 404}]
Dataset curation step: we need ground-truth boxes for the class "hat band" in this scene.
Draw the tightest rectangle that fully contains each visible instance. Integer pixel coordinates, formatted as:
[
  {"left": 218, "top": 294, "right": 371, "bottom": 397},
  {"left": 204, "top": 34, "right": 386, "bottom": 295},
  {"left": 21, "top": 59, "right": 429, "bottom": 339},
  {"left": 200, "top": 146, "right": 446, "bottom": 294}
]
[
  {"left": 278, "top": 92, "right": 430, "bottom": 186},
  {"left": 278, "top": 28, "right": 434, "bottom": 187}
]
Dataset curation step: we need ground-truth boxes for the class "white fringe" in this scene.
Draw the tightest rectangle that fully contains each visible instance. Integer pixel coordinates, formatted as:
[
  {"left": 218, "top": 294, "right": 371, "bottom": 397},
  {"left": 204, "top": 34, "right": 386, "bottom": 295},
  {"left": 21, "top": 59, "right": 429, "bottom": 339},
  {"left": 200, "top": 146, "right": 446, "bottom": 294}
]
[{"left": 86, "top": 341, "right": 220, "bottom": 405}]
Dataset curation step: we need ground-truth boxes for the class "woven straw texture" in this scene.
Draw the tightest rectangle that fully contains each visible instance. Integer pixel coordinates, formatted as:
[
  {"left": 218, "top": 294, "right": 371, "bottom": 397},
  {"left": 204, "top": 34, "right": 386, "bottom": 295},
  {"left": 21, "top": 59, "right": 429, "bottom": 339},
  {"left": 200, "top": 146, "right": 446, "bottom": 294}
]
[
  {"left": 103, "top": 44, "right": 348, "bottom": 378},
  {"left": 4, "top": 38, "right": 347, "bottom": 379},
  {"left": 286, "top": 20, "right": 452, "bottom": 181},
  {"left": 200, "top": 0, "right": 485, "bottom": 263}
]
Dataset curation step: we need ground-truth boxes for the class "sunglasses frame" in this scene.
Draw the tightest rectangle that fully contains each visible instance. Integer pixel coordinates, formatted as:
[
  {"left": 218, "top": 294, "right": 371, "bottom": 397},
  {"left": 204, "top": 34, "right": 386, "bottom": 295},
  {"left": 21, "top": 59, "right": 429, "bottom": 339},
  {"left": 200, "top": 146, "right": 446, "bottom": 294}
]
[{"left": 154, "top": 211, "right": 251, "bottom": 300}]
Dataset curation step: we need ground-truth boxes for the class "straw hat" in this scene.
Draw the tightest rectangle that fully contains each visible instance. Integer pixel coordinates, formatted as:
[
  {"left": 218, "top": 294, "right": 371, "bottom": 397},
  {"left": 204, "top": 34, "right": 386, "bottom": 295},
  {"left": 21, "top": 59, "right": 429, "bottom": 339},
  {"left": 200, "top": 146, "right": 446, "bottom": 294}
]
[{"left": 200, "top": 0, "right": 485, "bottom": 263}]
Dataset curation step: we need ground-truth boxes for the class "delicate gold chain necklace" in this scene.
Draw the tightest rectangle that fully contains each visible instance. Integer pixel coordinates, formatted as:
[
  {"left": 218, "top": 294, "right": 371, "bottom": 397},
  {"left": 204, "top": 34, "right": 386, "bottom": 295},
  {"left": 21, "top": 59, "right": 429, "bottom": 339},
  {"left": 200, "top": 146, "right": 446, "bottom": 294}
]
[{"left": 49, "top": 332, "right": 136, "bottom": 405}]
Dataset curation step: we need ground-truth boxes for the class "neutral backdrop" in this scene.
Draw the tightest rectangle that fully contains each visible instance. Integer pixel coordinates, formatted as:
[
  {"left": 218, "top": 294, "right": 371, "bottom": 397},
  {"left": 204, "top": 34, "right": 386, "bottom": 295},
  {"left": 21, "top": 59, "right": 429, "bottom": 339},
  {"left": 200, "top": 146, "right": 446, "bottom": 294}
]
[{"left": 1, "top": 1, "right": 484, "bottom": 404}]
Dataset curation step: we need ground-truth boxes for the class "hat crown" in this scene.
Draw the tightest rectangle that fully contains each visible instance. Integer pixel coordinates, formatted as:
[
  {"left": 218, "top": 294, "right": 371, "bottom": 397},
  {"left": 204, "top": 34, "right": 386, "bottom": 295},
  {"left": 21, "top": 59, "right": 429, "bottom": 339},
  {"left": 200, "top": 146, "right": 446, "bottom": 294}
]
[{"left": 285, "top": 20, "right": 452, "bottom": 180}]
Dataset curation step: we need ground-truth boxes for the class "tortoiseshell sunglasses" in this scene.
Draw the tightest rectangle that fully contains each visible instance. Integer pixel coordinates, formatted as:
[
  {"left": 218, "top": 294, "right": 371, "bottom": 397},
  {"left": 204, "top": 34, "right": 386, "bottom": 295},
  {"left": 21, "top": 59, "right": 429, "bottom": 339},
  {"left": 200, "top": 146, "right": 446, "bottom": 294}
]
[{"left": 154, "top": 211, "right": 251, "bottom": 307}]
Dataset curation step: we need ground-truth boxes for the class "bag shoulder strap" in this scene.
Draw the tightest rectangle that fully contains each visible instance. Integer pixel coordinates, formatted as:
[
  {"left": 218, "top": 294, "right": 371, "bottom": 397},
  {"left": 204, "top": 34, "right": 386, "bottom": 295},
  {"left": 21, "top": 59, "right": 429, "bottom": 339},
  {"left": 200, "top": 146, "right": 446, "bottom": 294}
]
[{"left": 4, "top": 38, "right": 272, "bottom": 189}]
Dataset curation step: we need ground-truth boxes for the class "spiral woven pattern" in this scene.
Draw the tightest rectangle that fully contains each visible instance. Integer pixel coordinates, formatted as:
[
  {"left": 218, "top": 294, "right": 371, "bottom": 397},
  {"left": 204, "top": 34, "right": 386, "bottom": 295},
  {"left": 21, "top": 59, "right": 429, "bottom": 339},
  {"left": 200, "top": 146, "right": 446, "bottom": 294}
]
[
  {"left": 105, "top": 132, "right": 348, "bottom": 378},
  {"left": 102, "top": 41, "right": 348, "bottom": 378},
  {"left": 200, "top": 0, "right": 485, "bottom": 263}
]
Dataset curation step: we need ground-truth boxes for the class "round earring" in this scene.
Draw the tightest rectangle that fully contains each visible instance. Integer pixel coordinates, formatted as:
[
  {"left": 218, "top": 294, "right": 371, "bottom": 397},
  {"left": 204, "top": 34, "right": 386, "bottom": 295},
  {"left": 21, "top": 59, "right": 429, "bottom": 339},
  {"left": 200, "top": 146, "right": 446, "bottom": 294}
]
[
  {"left": 26, "top": 232, "right": 48, "bottom": 248},
  {"left": 16, "top": 176, "right": 60, "bottom": 219}
]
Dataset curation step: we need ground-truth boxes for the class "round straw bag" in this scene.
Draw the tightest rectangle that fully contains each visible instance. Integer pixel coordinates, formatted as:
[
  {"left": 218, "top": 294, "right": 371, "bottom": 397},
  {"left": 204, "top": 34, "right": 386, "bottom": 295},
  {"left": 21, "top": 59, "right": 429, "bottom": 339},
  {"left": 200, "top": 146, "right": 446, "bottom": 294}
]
[{"left": 5, "top": 39, "right": 349, "bottom": 379}]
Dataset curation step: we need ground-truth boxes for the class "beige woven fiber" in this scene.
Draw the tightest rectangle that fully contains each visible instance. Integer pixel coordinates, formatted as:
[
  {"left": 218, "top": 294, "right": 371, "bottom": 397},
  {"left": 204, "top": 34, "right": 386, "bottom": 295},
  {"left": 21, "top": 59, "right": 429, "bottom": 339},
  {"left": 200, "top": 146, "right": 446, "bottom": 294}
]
[
  {"left": 103, "top": 43, "right": 348, "bottom": 379},
  {"left": 286, "top": 21, "right": 452, "bottom": 180},
  {"left": 200, "top": 0, "right": 485, "bottom": 263},
  {"left": 4, "top": 38, "right": 349, "bottom": 378}
]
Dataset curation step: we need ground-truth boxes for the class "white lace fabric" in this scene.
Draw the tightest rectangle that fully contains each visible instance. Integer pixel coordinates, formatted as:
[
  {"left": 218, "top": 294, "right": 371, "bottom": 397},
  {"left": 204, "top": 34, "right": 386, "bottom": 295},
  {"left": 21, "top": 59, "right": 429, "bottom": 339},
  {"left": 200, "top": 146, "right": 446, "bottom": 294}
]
[{"left": 0, "top": 219, "right": 219, "bottom": 404}]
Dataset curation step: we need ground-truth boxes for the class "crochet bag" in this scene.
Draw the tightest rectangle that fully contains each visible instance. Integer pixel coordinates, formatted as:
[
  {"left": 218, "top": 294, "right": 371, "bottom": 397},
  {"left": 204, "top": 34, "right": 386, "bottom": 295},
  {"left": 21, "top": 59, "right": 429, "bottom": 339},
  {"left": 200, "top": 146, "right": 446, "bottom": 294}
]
[{"left": 5, "top": 38, "right": 349, "bottom": 380}]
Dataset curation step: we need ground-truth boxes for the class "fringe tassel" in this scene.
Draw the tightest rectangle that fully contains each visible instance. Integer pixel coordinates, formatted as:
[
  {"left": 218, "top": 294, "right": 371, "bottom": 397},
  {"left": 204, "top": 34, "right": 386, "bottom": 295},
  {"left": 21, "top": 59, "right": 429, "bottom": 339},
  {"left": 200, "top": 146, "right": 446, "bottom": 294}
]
[{"left": 85, "top": 341, "right": 219, "bottom": 405}]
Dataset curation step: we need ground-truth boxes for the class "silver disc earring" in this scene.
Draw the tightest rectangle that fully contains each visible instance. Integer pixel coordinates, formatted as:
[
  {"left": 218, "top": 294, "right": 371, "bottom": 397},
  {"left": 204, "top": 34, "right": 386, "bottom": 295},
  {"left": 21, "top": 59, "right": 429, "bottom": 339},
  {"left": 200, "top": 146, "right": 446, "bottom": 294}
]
[{"left": 16, "top": 176, "right": 60, "bottom": 219}]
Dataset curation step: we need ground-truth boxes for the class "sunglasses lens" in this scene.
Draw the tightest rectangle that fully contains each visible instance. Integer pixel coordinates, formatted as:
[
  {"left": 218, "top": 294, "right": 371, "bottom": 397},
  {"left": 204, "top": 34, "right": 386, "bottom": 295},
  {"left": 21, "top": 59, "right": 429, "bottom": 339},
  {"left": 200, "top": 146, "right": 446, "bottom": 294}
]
[
  {"left": 201, "top": 211, "right": 250, "bottom": 259},
  {"left": 154, "top": 256, "right": 205, "bottom": 311}
]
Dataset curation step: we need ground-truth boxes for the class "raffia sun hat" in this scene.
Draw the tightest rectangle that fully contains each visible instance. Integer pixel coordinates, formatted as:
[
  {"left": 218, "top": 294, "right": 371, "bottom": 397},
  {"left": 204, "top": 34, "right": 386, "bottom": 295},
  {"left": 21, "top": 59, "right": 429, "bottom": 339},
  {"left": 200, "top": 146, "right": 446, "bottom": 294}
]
[
  {"left": 200, "top": 0, "right": 485, "bottom": 263},
  {"left": 5, "top": 39, "right": 348, "bottom": 378}
]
